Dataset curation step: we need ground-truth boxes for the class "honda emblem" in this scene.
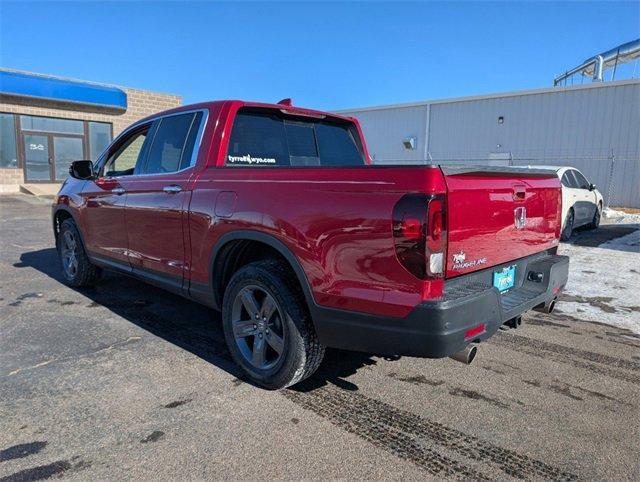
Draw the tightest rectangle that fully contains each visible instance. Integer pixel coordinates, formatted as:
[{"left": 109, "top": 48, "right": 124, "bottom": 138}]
[{"left": 514, "top": 207, "right": 526, "bottom": 229}]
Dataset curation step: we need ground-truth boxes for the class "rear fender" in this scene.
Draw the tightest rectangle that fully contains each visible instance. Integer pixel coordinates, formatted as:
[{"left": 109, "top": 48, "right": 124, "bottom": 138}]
[{"left": 207, "top": 230, "right": 316, "bottom": 316}]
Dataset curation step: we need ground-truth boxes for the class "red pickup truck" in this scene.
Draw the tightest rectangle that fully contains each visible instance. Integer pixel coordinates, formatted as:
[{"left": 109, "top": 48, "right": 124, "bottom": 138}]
[{"left": 53, "top": 100, "right": 569, "bottom": 389}]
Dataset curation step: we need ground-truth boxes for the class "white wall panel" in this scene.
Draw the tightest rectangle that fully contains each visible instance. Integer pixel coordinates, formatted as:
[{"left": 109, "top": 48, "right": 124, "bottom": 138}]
[{"left": 341, "top": 81, "right": 640, "bottom": 207}]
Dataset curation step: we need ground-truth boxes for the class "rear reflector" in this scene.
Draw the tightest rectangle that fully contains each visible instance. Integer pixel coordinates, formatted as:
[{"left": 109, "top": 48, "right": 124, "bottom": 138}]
[{"left": 464, "top": 323, "right": 485, "bottom": 340}]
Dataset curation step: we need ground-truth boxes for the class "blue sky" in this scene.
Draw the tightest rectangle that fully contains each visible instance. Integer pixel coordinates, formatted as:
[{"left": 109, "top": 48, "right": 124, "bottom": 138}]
[{"left": 1, "top": 1, "right": 638, "bottom": 110}]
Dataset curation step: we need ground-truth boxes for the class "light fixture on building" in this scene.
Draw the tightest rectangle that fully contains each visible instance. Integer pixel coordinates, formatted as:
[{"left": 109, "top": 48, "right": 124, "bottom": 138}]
[
  {"left": 402, "top": 136, "right": 417, "bottom": 150},
  {"left": 498, "top": 116, "right": 504, "bottom": 124}
]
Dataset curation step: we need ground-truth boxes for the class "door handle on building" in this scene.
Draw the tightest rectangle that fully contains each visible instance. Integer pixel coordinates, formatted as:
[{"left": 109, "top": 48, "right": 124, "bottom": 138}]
[
  {"left": 163, "top": 185, "right": 182, "bottom": 193},
  {"left": 111, "top": 187, "right": 125, "bottom": 195}
]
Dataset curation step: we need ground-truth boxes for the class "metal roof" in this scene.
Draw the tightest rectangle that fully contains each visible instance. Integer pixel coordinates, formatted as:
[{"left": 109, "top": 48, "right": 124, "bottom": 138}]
[{"left": 336, "top": 78, "right": 640, "bottom": 114}]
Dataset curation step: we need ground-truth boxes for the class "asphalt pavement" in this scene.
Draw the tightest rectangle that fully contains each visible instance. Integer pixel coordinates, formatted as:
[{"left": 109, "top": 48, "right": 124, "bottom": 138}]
[{"left": 1, "top": 194, "right": 639, "bottom": 481}]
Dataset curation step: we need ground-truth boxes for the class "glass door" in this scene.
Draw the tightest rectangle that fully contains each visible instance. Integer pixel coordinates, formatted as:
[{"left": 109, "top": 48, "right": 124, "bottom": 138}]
[
  {"left": 23, "top": 135, "right": 51, "bottom": 181},
  {"left": 18, "top": 115, "right": 111, "bottom": 183},
  {"left": 22, "top": 134, "right": 85, "bottom": 182},
  {"left": 53, "top": 136, "right": 84, "bottom": 181}
]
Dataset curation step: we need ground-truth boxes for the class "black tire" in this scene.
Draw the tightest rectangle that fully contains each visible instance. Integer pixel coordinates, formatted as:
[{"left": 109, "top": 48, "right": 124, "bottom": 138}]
[
  {"left": 588, "top": 203, "right": 601, "bottom": 229},
  {"left": 560, "top": 209, "right": 574, "bottom": 241},
  {"left": 222, "top": 259, "right": 325, "bottom": 389},
  {"left": 57, "top": 218, "right": 101, "bottom": 287}
]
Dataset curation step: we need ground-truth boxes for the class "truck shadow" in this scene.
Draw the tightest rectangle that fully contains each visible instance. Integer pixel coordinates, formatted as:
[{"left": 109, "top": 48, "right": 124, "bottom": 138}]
[
  {"left": 566, "top": 223, "right": 638, "bottom": 252},
  {"left": 15, "top": 248, "right": 395, "bottom": 391}
]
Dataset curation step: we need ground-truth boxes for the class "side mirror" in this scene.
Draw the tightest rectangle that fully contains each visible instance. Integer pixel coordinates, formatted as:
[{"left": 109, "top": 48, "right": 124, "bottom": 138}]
[
  {"left": 589, "top": 183, "right": 596, "bottom": 191},
  {"left": 69, "top": 160, "right": 95, "bottom": 180}
]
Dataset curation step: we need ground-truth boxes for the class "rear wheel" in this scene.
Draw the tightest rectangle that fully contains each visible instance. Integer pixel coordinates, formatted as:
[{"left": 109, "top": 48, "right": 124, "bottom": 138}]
[
  {"left": 222, "top": 259, "right": 324, "bottom": 389},
  {"left": 588, "top": 203, "right": 601, "bottom": 229},
  {"left": 57, "top": 218, "right": 101, "bottom": 287},
  {"left": 560, "top": 209, "right": 574, "bottom": 241}
]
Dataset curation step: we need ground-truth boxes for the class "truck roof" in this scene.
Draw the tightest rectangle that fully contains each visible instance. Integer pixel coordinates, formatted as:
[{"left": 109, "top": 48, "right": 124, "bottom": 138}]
[{"left": 135, "top": 100, "right": 356, "bottom": 125}]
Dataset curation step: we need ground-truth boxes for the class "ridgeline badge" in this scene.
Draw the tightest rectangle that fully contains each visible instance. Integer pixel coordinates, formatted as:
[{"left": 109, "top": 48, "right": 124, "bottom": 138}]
[{"left": 452, "top": 251, "right": 487, "bottom": 270}]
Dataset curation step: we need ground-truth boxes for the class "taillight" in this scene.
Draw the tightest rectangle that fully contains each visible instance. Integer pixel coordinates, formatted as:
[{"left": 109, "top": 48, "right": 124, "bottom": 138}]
[{"left": 392, "top": 194, "right": 447, "bottom": 279}]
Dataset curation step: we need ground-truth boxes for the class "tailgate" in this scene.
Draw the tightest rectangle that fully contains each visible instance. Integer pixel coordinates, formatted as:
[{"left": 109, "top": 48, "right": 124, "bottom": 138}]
[{"left": 442, "top": 166, "right": 562, "bottom": 278}]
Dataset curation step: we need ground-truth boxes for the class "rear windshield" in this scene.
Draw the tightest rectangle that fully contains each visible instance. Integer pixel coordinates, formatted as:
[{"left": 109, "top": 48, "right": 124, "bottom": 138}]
[{"left": 226, "top": 108, "right": 365, "bottom": 167}]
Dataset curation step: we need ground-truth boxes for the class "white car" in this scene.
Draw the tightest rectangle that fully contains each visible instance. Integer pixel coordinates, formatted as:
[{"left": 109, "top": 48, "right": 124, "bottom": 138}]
[{"left": 527, "top": 166, "right": 603, "bottom": 241}]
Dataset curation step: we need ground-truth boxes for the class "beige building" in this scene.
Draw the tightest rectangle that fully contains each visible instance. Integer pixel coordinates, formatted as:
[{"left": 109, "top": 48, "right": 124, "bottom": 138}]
[{"left": 0, "top": 69, "right": 181, "bottom": 194}]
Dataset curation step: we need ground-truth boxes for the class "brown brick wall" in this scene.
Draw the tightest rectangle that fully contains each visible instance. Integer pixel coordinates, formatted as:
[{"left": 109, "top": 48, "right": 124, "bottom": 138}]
[{"left": 0, "top": 88, "right": 181, "bottom": 187}]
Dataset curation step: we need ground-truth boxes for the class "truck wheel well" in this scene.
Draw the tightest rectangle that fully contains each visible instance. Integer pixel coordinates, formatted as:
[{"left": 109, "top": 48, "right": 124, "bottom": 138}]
[
  {"left": 54, "top": 210, "right": 73, "bottom": 238},
  {"left": 212, "top": 239, "right": 296, "bottom": 308}
]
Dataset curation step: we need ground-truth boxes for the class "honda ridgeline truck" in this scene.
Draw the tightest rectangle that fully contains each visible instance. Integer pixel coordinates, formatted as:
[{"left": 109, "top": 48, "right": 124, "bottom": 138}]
[{"left": 53, "top": 100, "right": 569, "bottom": 389}]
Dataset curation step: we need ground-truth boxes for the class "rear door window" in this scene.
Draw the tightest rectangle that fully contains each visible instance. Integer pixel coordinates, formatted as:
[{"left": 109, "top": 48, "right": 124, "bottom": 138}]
[
  {"left": 180, "top": 112, "right": 204, "bottom": 170},
  {"left": 572, "top": 170, "right": 590, "bottom": 189},
  {"left": 226, "top": 109, "right": 365, "bottom": 167},
  {"left": 141, "top": 113, "right": 197, "bottom": 174},
  {"left": 561, "top": 171, "right": 577, "bottom": 188}
]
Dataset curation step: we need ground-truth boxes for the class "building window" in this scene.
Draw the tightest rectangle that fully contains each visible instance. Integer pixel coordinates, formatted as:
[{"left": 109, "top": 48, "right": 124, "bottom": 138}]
[
  {"left": 20, "top": 115, "right": 84, "bottom": 135},
  {"left": 0, "top": 112, "right": 112, "bottom": 181},
  {"left": 0, "top": 113, "right": 18, "bottom": 168},
  {"left": 89, "top": 122, "right": 112, "bottom": 161}
]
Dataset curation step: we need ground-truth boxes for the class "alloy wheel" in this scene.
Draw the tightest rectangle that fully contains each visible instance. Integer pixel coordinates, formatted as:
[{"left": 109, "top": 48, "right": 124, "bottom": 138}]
[
  {"left": 231, "top": 285, "right": 286, "bottom": 370},
  {"left": 61, "top": 230, "right": 79, "bottom": 278}
]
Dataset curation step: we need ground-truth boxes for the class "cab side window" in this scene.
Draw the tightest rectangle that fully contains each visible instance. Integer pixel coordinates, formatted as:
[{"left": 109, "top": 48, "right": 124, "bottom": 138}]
[
  {"left": 561, "top": 171, "right": 577, "bottom": 188},
  {"left": 140, "top": 113, "right": 200, "bottom": 175},
  {"left": 103, "top": 125, "right": 151, "bottom": 177}
]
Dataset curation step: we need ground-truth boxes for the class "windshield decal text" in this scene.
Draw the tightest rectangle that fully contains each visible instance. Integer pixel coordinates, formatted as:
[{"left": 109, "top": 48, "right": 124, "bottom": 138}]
[{"left": 227, "top": 154, "right": 277, "bottom": 165}]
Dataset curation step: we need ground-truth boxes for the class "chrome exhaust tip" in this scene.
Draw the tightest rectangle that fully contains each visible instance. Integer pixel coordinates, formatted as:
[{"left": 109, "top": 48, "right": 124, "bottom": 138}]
[
  {"left": 449, "top": 344, "right": 478, "bottom": 365},
  {"left": 533, "top": 297, "right": 558, "bottom": 314}
]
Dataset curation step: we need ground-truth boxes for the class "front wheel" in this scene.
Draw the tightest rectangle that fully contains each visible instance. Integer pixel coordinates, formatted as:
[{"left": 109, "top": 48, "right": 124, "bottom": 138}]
[
  {"left": 57, "top": 218, "right": 101, "bottom": 287},
  {"left": 560, "top": 209, "right": 574, "bottom": 241},
  {"left": 222, "top": 260, "right": 325, "bottom": 389},
  {"left": 588, "top": 204, "right": 601, "bottom": 229}
]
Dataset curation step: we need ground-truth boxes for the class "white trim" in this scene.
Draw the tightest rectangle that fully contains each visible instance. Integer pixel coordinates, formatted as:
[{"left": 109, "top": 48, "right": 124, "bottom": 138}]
[
  {"left": 423, "top": 103, "right": 431, "bottom": 160},
  {"left": 335, "top": 79, "right": 640, "bottom": 114},
  {"left": 98, "top": 108, "right": 209, "bottom": 178}
]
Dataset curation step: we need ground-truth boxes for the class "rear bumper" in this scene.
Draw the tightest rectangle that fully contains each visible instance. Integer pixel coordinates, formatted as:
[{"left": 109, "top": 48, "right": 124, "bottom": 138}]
[{"left": 313, "top": 253, "right": 569, "bottom": 358}]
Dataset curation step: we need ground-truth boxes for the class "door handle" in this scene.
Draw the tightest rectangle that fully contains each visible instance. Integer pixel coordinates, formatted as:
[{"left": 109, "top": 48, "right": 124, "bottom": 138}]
[
  {"left": 163, "top": 185, "right": 182, "bottom": 193},
  {"left": 111, "top": 187, "right": 125, "bottom": 195}
]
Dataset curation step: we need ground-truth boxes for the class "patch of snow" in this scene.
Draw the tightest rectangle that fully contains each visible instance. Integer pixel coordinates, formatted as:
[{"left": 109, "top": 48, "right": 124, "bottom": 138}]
[
  {"left": 558, "top": 231, "right": 640, "bottom": 334},
  {"left": 602, "top": 208, "right": 640, "bottom": 225}
]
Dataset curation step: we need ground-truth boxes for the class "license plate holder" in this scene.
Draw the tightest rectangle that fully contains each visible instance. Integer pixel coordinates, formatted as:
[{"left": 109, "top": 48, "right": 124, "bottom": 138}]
[{"left": 493, "top": 265, "right": 516, "bottom": 293}]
